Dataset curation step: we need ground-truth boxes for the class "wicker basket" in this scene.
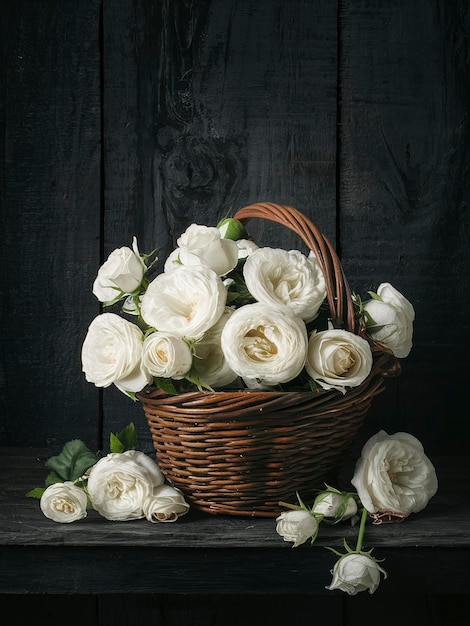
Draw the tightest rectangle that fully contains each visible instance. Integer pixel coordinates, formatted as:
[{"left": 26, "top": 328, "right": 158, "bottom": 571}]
[{"left": 138, "top": 202, "right": 400, "bottom": 517}]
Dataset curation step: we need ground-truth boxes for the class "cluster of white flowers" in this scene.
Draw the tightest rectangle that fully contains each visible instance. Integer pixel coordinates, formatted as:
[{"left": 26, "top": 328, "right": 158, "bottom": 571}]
[
  {"left": 35, "top": 440, "right": 190, "bottom": 524},
  {"left": 81, "top": 217, "right": 415, "bottom": 398},
  {"left": 276, "top": 430, "right": 438, "bottom": 595}
]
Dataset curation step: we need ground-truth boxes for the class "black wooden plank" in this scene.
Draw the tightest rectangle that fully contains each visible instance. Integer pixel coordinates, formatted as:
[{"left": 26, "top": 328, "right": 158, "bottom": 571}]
[
  {"left": 338, "top": 0, "right": 470, "bottom": 456},
  {"left": 1, "top": 544, "right": 468, "bottom": 595},
  {"left": 98, "top": 594, "right": 344, "bottom": 626},
  {"left": 1, "top": 450, "right": 469, "bottom": 599},
  {"left": 0, "top": 0, "right": 102, "bottom": 448},
  {"left": 100, "top": 0, "right": 339, "bottom": 445},
  {"left": 1, "top": 450, "right": 468, "bottom": 549}
]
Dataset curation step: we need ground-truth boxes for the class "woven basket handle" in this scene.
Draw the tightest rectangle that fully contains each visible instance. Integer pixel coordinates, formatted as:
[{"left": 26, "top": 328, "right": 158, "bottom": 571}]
[{"left": 233, "top": 202, "right": 356, "bottom": 332}]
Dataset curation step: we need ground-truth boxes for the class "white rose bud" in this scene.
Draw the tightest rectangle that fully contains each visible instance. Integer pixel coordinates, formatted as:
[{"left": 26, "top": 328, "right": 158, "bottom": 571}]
[
  {"left": 87, "top": 450, "right": 164, "bottom": 521},
  {"left": 305, "top": 329, "right": 373, "bottom": 393},
  {"left": 351, "top": 430, "right": 438, "bottom": 518},
  {"left": 143, "top": 484, "right": 190, "bottom": 522},
  {"left": 312, "top": 489, "right": 357, "bottom": 522},
  {"left": 217, "top": 217, "right": 248, "bottom": 241},
  {"left": 40, "top": 482, "right": 88, "bottom": 523},
  {"left": 326, "top": 553, "right": 387, "bottom": 595},
  {"left": 276, "top": 510, "right": 319, "bottom": 547},
  {"left": 164, "top": 223, "right": 238, "bottom": 276},
  {"left": 92, "top": 237, "right": 145, "bottom": 303},
  {"left": 363, "top": 282, "right": 415, "bottom": 358}
]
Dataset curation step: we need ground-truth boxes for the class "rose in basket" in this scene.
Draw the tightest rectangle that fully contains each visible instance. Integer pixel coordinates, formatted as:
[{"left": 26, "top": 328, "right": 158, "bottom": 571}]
[{"left": 81, "top": 210, "right": 414, "bottom": 398}]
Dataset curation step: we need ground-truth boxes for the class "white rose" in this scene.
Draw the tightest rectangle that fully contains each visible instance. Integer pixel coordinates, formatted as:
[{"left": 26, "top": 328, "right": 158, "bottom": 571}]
[
  {"left": 81, "top": 313, "right": 152, "bottom": 394},
  {"left": 236, "top": 238, "right": 259, "bottom": 260},
  {"left": 363, "top": 282, "right": 415, "bottom": 358},
  {"left": 87, "top": 450, "right": 164, "bottom": 521},
  {"left": 312, "top": 490, "right": 357, "bottom": 522},
  {"left": 351, "top": 430, "right": 438, "bottom": 517},
  {"left": 40, "top": 482, "right": 88, "bottom": 523},
  {"left": 243, "top": 247, "right": 326, "bottom": 322},
  {"left": 305, "top": 329, "right": 373, "bottom": 393},
  {"left": 142, "top": 332, "right": 192, "bottom": 380},
  {"left": 221, "top": 303, "right": 308, "bottom": 386},
  {"left": 164, "top": 224, "right": 238, "bottom": 276},
  {"left": 276, "top": 510, "right": 319, "bottom": 547},
  {"left": 143, "top": 484, "right": 190, "bottom": 522},
  {"left": 92, "top": 237, "right": 145, "bottom": 303},
  {"left": 192, "top": 307, "right": 239, "bottom": 388},
  {"left": 141, "top": 265, "right": 227, "bottom": 339},
  {"left": 326, "top": 553, "right": 387, "bottom": 595}
]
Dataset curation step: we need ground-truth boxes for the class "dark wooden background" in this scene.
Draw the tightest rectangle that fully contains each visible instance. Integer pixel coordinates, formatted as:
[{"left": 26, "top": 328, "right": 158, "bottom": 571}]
[
  {"left": 1, "top": 0, "right": 468, "bottom": 457},
  {"left": 1, "top": 1, "right": 469, "bottom": 623}
]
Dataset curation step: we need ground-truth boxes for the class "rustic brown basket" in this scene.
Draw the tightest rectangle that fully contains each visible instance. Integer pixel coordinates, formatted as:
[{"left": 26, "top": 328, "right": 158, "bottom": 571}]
[{"left": 138, "top": 202, "right": 400, "bottom": 517}]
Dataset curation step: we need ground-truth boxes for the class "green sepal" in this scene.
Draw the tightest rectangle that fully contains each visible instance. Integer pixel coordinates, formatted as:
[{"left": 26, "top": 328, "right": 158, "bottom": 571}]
[
  {"left": 45, "top": 439, "right": 97, "bottom": 482},
  {"left": 296, "top": 491, "right": 310, "bottom": 511},
  {"left": 25, "top": 487, "right": 46, "bottom": 499},
  {"left": 123, "top": 390, "right": 139, "bottom": 402}
]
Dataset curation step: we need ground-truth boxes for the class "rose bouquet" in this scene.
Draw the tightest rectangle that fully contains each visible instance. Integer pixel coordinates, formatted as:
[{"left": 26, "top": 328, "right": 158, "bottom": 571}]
[
  {"left": 79, "top": 202, "right": 417, "bottom": 518},
  {"left": 81, "top": 209, "right": 414, "bottom": 399}
]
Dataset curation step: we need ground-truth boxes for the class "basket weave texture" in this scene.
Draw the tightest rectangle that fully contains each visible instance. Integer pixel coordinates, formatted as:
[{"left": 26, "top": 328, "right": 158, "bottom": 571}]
[{"left": 138, "top": 203, "right": 399, "bottom": 518}]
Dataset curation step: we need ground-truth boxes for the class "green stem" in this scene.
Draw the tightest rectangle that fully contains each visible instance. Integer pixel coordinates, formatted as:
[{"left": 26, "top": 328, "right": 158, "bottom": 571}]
[
  {"left": 355, "top": 507, "right": 368, "bottom": 552},
  {"left": 278, "top": 501, "right": 304, "bottom": 511}
]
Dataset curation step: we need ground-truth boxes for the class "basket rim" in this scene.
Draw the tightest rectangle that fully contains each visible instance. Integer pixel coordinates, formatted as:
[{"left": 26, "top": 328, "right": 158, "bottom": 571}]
[{"left": 136, "top": 346, "right": 398, "bottom": 408}]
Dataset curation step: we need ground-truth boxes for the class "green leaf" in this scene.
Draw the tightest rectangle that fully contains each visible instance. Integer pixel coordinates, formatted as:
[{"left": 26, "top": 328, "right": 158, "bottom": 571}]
[
  {"left": 154, "top": 377, "right": 178, "bottom": 395},
  {"left": 45, "top": 471, "right": 65, "bottom": 486},
  {"left": 185, "top": 369, "right": 214, "bottom": 392},
  {"left": 25, "top": 487, "right": 45, "bottom": 499},
  {"left": 46, "top": 439, "right": 97, "bottom": 482},
  {"left": 110, "top": 422, "right": 138, "bottom": 453},
  {"left": 109, "top": 433, "right": 124, "bottom": 454}
]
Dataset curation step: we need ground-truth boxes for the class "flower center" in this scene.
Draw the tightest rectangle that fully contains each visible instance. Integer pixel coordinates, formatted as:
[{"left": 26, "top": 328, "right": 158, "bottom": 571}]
[
  {"left": 53, "top": 497, "right": 74, "bottom": 514},
  {"left": 157, "top": 349, "right": 168, "bottom": 363},
  {"left": 244, "top": 328, "right": 278, "bottom": 361}
]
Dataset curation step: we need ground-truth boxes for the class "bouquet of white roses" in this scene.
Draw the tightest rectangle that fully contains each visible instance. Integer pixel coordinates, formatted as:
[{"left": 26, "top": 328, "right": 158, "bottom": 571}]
[{"left": 81, "top": 204, "right": 415, "bottom": 400}]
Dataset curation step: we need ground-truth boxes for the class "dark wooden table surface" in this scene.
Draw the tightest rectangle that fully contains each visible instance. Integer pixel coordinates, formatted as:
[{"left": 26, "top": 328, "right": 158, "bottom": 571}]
[{"left": 1, "top": 448, "right": 468, "bottom": 595}]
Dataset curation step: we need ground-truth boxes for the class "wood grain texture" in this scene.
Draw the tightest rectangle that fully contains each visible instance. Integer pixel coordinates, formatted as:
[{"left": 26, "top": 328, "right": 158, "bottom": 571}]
[
  {"left": 0, "top": 0, "right": 468, "bottom": 462},
  {"left": 1, "top": 449, "right": 469, "bottom": 615},
  {"left": 101, "top": 0, "right": 338, "bottom": 446},
  {"left": 0, "top": 0, "right": 102, "bottom": 447},
  {"left": 338, "top": 0, "right": 470, "bottom": 455}
]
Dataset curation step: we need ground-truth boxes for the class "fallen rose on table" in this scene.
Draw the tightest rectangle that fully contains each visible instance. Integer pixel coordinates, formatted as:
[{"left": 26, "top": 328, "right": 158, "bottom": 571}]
[
  {"left": 26, "top": 422, "right": 190, "bottom": 524},
  {"left": 275, "top": 430, "right": 438, "bottom": 595}
]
